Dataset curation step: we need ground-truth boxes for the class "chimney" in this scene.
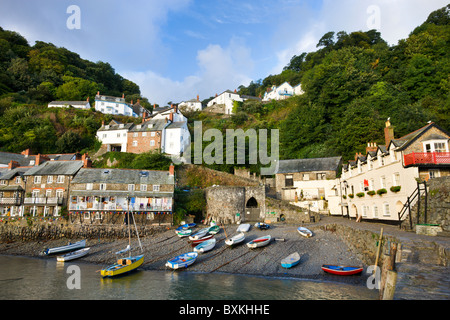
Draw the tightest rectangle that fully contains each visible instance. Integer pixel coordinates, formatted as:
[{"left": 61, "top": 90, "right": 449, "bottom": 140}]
[
  {"left": 8, "top": 160, "right": 20, "bottom": 170},
  {"left": 21, "top": 149, "right": 30, "bottom": 157},
  {"left": 122, "top": 93, "right": 125, "bottom": 99},
  {"left": 137, "top": 99, "right": 140, "bottom": 104},
  {"left": 366, "top": 142, "right": 378, "bottom": 154},
  {"left": 197, "top": 95, "right": 199, "bottom": 102},
  {"left": 87, "top": 97, "right": 89, "bottom": 102},
  {"left": 101, "top": 120, "right": 105, "bottom": 126},
  {"left": 234, "top": 89, "right": 237, "bottom": 93},
  {"left": 97, "top": 91, "right": 100, "bottom": 96},
  {"left": 82, "top": 153, "right": 92, "bottom": 168},
  {"left": 169, "top": 164, "right": 174, "bottom": 176},
  {"left": 169, "top": 112, "right": 173, "bottom": 122},
  {"left": 35, "top": 154, "right": 49, "bottom": 166},
  {"left": 384, "top": 119, "right": 394, "bottom": 147},
  {"left": 131, "top": 99, "right": 133, "bottom": 105}
]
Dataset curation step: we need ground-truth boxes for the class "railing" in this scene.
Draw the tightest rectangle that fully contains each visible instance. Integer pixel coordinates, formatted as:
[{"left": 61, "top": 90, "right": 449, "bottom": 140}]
[
  {"left": 69, "top": 202, "right": 172, "bottom": 212},
  {"left": 398, "top": 181, "right": 427, "bottom": 229},
  {"left": 0, "top": 198, "right": 22, "bottom": 205},
  {"left": 24, "top": 197, "right": 65, "bottom": 205},
  {"left": 404, "top": 152, "right": 450, "bottom": 166},
  {"left": 278, "top": 90, "right": 293, "bottom": 96}
]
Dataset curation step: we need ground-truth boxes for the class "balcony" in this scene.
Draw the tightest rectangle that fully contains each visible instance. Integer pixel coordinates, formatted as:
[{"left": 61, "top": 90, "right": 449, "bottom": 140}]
[
  {"left": 69, "top": 202, "right": 172, "bottom": 212},
  {"left": 404, "top": 152, "right": 450, "bottom": 167},
  {"left": 0, "top": 198, "right": 22, "bottom": 205},
  {"left": 278, "top": 90, "right": 293, "bottom": 96},
  {"left": 24, "top": 197, "right": 65, "bottom": 206}
]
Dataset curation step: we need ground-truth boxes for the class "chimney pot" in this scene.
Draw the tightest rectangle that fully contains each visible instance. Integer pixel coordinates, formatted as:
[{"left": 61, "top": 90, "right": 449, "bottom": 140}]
[{"left": 169, "top": 164, "right": 174, "bottom": 176}]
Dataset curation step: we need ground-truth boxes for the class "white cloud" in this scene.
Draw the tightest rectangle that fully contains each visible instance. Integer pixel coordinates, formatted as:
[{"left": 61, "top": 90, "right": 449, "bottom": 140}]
[{"left": 123, "top": 37, "right": 254, "bottom": 105}]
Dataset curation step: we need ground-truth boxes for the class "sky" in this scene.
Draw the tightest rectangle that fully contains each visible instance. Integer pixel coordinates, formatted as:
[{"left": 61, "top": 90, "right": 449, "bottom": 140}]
[{"left": 0, "top": 0, "right": 448, "bottom": 106}]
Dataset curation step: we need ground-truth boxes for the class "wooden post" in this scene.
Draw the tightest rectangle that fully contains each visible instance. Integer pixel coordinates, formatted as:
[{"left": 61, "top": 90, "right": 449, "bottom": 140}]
[
  {"left": 416, "top": 182, "right": 421, "bottom": 225},
  {"left": 382, "top": 270, "right": 398, "bottom": 300},
  {"left": 374, "top": 228, "right": 384, "bottom": 271},
  {"left": 424, "top": 181, "right": 428, "bottom": 224}
]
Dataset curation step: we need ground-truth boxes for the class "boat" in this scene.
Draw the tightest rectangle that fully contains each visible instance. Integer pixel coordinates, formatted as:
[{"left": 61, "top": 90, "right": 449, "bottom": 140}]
[
  {"left": 176, "top": 229, "right": 193, "bottom": 238},
  {"left": 165, "top": 252, "right": 198, "bottom": 269},
  {"left": 115, "top": 244, "right": 131, "bottom": 255},
  {"left": 101, "top": 209, "right": 144, "bottom": 278},
  {"left": 247, "top": 235, "right": 271, "bottom": 249},
  {"left": 188, "top": 227, "right": 210, "bottom": 240},
  {"left": 43, "top": 239, "right": 86, "bottom": 255},
  {"left": 190, "top": 234, "right": 214, "bottom": 246},
  {"left": 101, "top": 255, "right": 145, "bottom": 278},
  {"left": 297, "top": 227, "right": 313, "bottom": 238},
  {"left": 57, "top": 247, "right": 90, "bottom": 262},
  {"left": 237, "top": 223, "right": 251, "bottom": 232},
  {"left": 321, "top": 265, "right": 363, "bottom": 276},
  {"left": 193, "top": 238, "right": 216, "bottom": 253},
  {"left": 225, "top": 233, "right": 245, "bottom": 246},
  {"left": 175, "top": 223, "right": 196, "bottom": 232},
  {"left": 208, "top": 225, "right": 220, "bottom": 235},
  {"left": 281, "top": 252, "right": 301, "bottom": 269},
  {"left": 254, "top": 222, "right": 270, "bottom": 230}
]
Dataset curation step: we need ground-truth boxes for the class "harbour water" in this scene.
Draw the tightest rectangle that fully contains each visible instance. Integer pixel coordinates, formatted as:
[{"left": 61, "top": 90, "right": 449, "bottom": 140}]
[{"left": 0, "top": 255, "right": 378, "bottom": 300}]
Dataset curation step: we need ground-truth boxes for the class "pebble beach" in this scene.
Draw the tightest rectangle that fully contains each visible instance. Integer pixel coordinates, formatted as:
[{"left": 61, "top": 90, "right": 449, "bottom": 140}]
[{"left": 0, "top": 223, "right": 369, "bottom": 286}]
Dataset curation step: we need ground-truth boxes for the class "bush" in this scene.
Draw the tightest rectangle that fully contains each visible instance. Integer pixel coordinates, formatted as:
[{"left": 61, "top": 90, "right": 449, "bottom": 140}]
[
  {"left": 390, "top": 186, "right": 401, "bottom": 193},
  {"left": 377, "top": 188, "right": 387, "bottom": 196},
  {"left": 367, "top": 190, "right": 376, "bottom": 196},
  {"left": 356, "top": 192, "right": 365, "bottom": 198},
  {"left": 348, "top": 194, "right": 354, "bottom": 198}
]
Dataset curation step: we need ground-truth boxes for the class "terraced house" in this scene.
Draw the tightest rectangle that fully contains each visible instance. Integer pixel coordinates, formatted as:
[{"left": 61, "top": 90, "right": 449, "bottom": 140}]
[{"left": 68, "top": 165, "right": 175, "bottom": 225}]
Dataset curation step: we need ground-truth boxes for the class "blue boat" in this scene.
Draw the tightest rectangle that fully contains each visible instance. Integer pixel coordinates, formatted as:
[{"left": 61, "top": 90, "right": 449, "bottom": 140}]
[
  {"left": 165, "top": 252, "right": 198, "bottom": 269},
  {"left": 281, "top": 252, "right": 301, "bottom": 268},
  {"left": 175, "top": 223, "right": 196, "bottom": 232}
]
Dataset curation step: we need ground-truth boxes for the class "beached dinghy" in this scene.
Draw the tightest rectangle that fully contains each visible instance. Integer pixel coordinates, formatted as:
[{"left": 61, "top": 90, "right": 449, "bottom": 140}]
[
  {"left": 176, "top": 229, "right": 193, "bottom": 238},
  {"left": 193, "top": 238, "right": 216, "bottom": 253},
  {"left": 321, "top": 265, "right": 363, "bottom": 276},
  {"left": 57, "top": 247, "right": 90, "bottom": 262},
  {"left": 297, "top": 227, "right": 313, "bottom": 238},
  {"left": 176, "top": 223, "right": 196, "bottom": 232},
  {"left": 281, "top": 252, "right": 301, "bottom": 269},
  {"left": 225, "top": 233, "right": 245, "bottom": 247},
  {"left": 43, "top": 239, "right": 86, "bottom": 255},
  {"left": 190, "top": 234, "right": 214, "bottom": 246},
  {"left": 101, "top": 255, "right": 145, "bottom": 278},
  {"left": 115, "top": 245, "right": 131, "bottom": 255},
  {"left": 208, "top": 225, "right": 220, "bottom": 235},
  {"left": 237, "top": 223, "right": 251, "bottom": 232},
  {"left": 189, "top": 227, "right": 210, "bottom": 240},
  {"left": 166, "top": 252, "right": 198, "bottom": 269},
  {"left": 254, "top": 222, "right": 270, "bottom": 230},
  {"left": 247, "top": 235, "right": 271, "bottom": 249}
]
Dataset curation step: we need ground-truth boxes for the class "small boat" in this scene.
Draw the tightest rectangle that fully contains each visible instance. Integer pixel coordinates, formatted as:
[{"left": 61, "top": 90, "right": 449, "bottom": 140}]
[
  {"left": 115, "top": 245, "right": 131, "bottom": 255},
  {"left": 101, "top": 255, "right": 144, "bottom": 278},
  {"left": 281, "top": 252, "right": 301, "bottom": 269},
  {"left": 237, "top": 223, "right": 251, "bottom": 232},
  {"left": 193, "top": 238, "right": 216, "bottom": 253},
  {"left": 166, "top": 252, "right": 198, "bottom": 269},
  {"left": 321, "top": 265, "right": 363, "bottom": 276},
  {"left": 247, "top": 235, "right": 271, "bottom": 249},
  {"left": 57, "top": 247, "right": 90, "bottom": 262},
  {"left": 297, "top": 227, "right": 313, "bottom": 238},
  {"left": 176, "top": 229, "right": 193, "bottom": 238},
  {"left": 254, "top": 222, "right": 270, "bottom": 230},
  {"left": 225, "top": 233, "right": 245, "bottom": 246},
  {"left": 175, "top": 223, "right": 196, "bottom": 232},
  {"left": 189, "top": 227, "right": 210, "bottom": 240},
  {"left": 43, "top": 239, "right": 86, "bottom": 255},
  {"left": 208, "top": 225, "right": 220, "bottom": 235},
  {"left": 190, "top": 234, "right": 214, "bottom": 246}
]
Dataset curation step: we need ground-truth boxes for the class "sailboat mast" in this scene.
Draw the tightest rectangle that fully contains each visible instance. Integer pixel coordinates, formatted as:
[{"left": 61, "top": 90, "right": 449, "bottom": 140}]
[{"left": 127, "top": 197, "right": 131, "bottom": 258}]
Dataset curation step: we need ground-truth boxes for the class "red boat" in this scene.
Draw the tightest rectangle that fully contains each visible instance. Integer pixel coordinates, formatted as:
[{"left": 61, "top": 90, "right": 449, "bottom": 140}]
[
  {"left": 321, "top": 265, "right": 363, "bottom": 276},
  {"left": 190, "top": 234, "right": 214, "bottom": 246}
]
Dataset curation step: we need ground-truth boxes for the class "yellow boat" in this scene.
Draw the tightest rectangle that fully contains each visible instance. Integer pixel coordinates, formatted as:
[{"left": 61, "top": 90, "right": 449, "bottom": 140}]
[{"left": 101, "top": 254, "right": 144, "bottom": 278}]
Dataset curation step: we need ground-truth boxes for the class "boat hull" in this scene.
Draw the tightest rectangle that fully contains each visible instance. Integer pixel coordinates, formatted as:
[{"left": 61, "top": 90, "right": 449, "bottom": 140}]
[
  {"left": 44, "top": 240, "right": 86, "bottom": 255},
  {"left": 225, "top": 233, "right": 245, "bottom": 246},
  {"left": 247, "top": 235, "right": 271, "bottom": 249},
  {"left": 297, "top": 227, "right": 313, "bottom": 238},
  {"left": 208, "top": 225, "right": 220, "bottom": 235},
  {"left": 57, "top": 248, "right": 90, "bottom": 262},
  {"left": 281, "top": 252, "right": 301, "bottom": 268},
  {"left": 101, "top": 255, "right": 144, "bottom": 278},
  {"left": 189, "top": 228, "right": 210, "bottom": 240},
  {"left": 254, "top": 222, "right": 270, "bottom": 230},
  {"left": 166, "top": 252, "right": 198, "bottom": 269},
  {"left": 237, "top": 223, "right": 251, "bottom": 232},
  {"left": 190, "top": 234, "right": 214, "bottom": 246},
  {"left": 321, "top": 265, "right": 363, "bottom": 276},
  {"left": 176, "top": 229, "right": 192, "bottom": 238},
  {"left": 194, "top": 238, "right": 216, "bottom": 253}
]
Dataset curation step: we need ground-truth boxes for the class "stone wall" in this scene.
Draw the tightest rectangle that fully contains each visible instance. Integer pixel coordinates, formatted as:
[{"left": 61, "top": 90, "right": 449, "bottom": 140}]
[{"left": 265, "top": 197, "right": 318, "bottom": 223}]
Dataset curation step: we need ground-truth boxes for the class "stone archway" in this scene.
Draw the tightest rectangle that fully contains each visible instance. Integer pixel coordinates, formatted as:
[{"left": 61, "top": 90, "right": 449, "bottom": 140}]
[{"left": 245, "top": 197, "right": 260, "bottom": 221}]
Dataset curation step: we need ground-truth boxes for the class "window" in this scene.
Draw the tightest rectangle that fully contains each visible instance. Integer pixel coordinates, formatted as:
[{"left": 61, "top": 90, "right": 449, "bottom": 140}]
[
  {"left": 362, "top": 205, "right": 368, "bottom": 217},
  {"left": 47, "top": 176, "right": 53, "bottom": 184},
  {"left": 57, "top": 176, "right": 65, "bottom": 183},
  {"left": 383, "top": 203, "right": 390, "bottom": 216},
  {"left": 86, "top": 183, "right": 93, "bottom": 190},
  {"left": 435, "top": 143, "right": 446, "bottom": 153},
  {"left": 393, "top": 173, "right": 400, "bottom": 186},
  {"left": 380, "top": 176, "right": 386, "bottom": 189},
  {"left": 429, "top": 170, "right": 440, "bottom": 179},
  {"left": 46, "top": 189, "right": 52, "bottom": 197},
  {"left": 373, "top": 205, "right": 378, "bottom": 218},
  {"left": 0, "top": 180, "right": 6, "bottom": 186},
  {"left": 133, "top": 132, "right": 138, "bottom": 137},
  {"left": 132, "top": 141, "right": 138, "bottom": 147},
  {"left": 99, "top": 183, "right": 107, "bottom": 190},
  {"left": 317, "top": 173, "right": 326, "bottom": 180},
  {"left": 150, "top": 140, "right": 155, "bottom": 147},
  {"left": 32, "top": 190, "right": 40, "bottom": 198},
  {"left": 285, "top": 175, "right": 293, "bottom": 187},
  {"left": 153, "top": 185, "right": 160, "bottom": 192},
  {"left": 369, "top": 179, "right": 375, "bottom": 191},
  {"left": 15, "top": 176, "right": 21, "bottom": 184},
  {"left": 102, "top": 134, "right": 107, "bottom": 138},
  {"left": 34, "top": 176, "right": 41, "bottom": 184},
  {"left": 128, "top": 184, "right": 135, "bottom": 191},
  {"left": 151, "top": 132, "right": 156, "bottom": 137},
  {"left": 303, "top": 173, "right": 310, "bottom": 181},
  {"left": 368, "top": 160, "right": 373, "bottom": 170},
  {"left": 142, "top": 132, "right": 147, "bottom": 137},
  {"left": 117, "top": 133, "right": 121, "bottom": 138},
  {"left": 140, "top": 184, "right": 147, "bottom": 191},
  {"left": 56, "top": 190, "right": 63, "bottom": 199}
]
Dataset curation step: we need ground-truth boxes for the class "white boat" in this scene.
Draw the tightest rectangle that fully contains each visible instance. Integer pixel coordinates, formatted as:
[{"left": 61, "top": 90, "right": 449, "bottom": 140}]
[
  {"left": 165, "top": 252, "right": 198, "bottom": 269},
  {"left": 115, "top": 245, "right": 131, "bottom": 255},
  {"left": 193, "top": 238, "right": 216, "bottom": 253},
  {"left": 57, "top": 247, "right": 90, "bottom": 262},
  {"left": 43, "top": 239, "right": 86, "bottom": 255},
  {"left": 281, "top": 252, "right": 301, "bottom": 269},
  {"left": 225, "top": 233, "right": 245, "bottom": 246},
  {"left": 237, "top": 223, "right": 251, "bottom": 232},
  {"left": 297, "top": 227, "right": 313, "bottom": 238},
  {"left": 176, "top": 229, "right": 193, "bottom": 238},
  {"left": 188, "top": 227, "right": 210, "bottom": 240},
  {"left": 247, "top": 235, "right": 271, "bottom": 249}
]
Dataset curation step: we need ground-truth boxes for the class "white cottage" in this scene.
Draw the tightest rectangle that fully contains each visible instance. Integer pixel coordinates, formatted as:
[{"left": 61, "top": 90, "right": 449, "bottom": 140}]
[
  {"left": 206, "top": 90, "right": 243, "bottom": 115},
  {"left": 94, "top": 92, "right": 137, "bottom": 117}
]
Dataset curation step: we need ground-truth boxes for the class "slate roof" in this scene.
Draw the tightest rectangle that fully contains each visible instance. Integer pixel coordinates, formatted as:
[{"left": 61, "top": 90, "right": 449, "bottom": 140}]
[
  {"left": 24, "top": 161, "right": 83, "bottom": 176},
  {"left": 129, "top": 119, "right": 167, "bottom": 132},
  {"left": 97, "top": 120, "right": 134, "bottom": 131},
  {"left": 48, "top": 101, "right": 89, "bottom": 106},
  {"left": 166, "top": 121, "right": 187, "bottom": 129},
  {"left": 0, "top": 167, "right": 31, "bottom": 180},
  {"left": 276, "top": 157, "right": 342, "bottom": 174},
  {"left": 389, "top": 122, "right": 450, "bottom": 151},
  {"left": 0, "top": 152, "right": 37, "bottom": 167},
  {"left": 71, "top": 168, "right": 174, "bottom": 185}
]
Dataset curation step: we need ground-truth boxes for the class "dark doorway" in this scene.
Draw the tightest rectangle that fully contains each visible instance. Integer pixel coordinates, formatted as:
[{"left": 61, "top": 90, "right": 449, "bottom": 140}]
[{"left": 245, "top": 197, "right": 260, "bottom": 221}]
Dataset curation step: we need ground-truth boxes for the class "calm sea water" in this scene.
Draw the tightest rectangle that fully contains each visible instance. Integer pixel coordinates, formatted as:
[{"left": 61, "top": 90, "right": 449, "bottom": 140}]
[{"left": 0, "top": 255, "right": 377, "bottom": 300}]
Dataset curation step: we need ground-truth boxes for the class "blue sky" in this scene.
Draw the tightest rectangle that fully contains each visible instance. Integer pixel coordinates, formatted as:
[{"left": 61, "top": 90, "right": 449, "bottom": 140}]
[{"left": 0, "top": 0, "right": 448, "bottom": 105}]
